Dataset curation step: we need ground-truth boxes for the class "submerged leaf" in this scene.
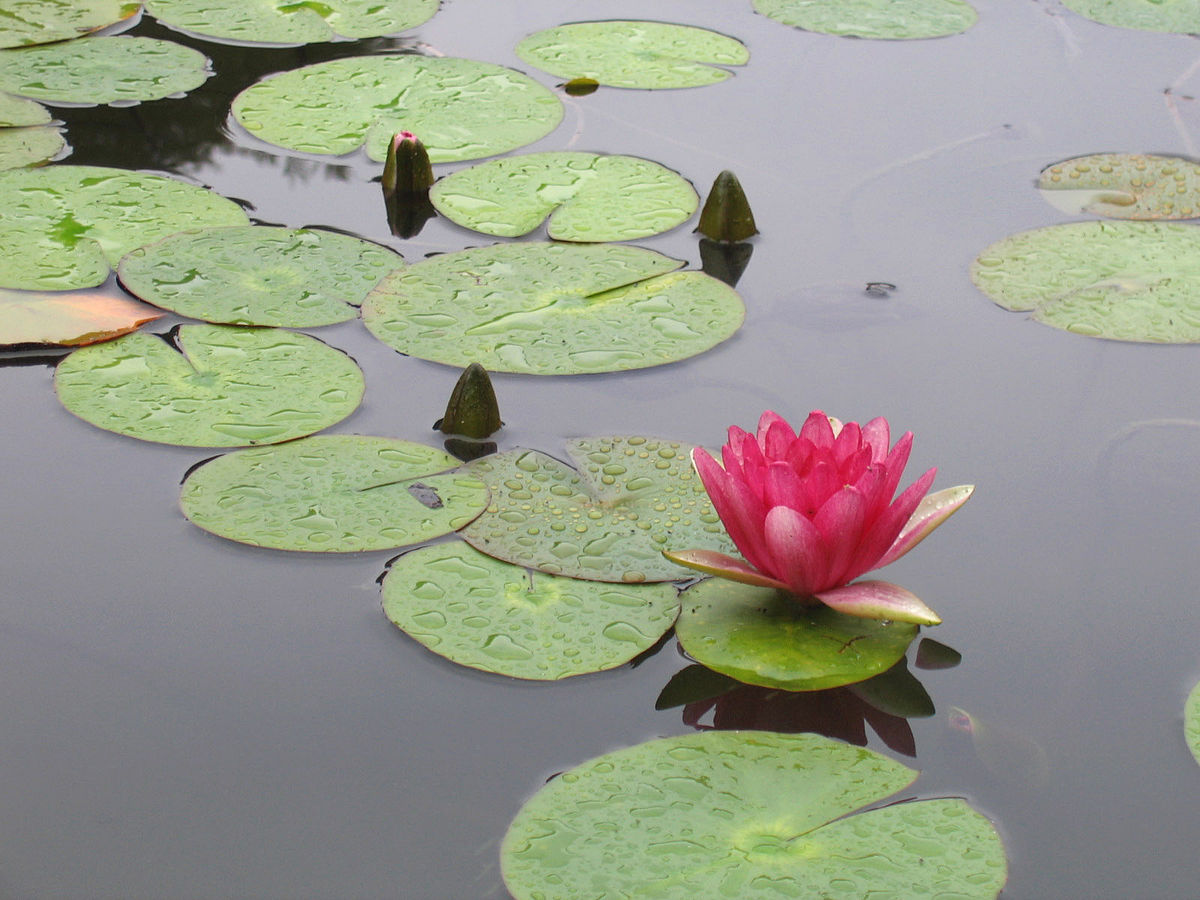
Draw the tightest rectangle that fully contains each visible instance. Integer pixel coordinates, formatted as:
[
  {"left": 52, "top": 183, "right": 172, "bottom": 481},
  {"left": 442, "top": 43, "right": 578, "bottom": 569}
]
[
  {"left": 674, "top": 578, "right": 919, "bottom": 691},
  {"left": 460, "top": 437, "right": 738, "bottom": 583},
  {"left": 232, "top": 56, "right": 562, "bottom": 164},
  {"left": 361, "top": 242, "right": 743, "bottom": 375},
  {"left": 502, "top": 731, "right": 1008, "bottom": 899},
  {"left": 516, "top": 20, "right": 748, "bottom": 89},
  {"left": 382, "top": 543, "right": 680, "bottom": 680},
  {"left": 1039, "top": 153, "right": 1200, "bottom": 219},
  {"left": 754, "top": 0, "right": 978, "bottom": 39},
  {"left": 0, "top": 165, "right": 249, "bottom": 290},
  {"left": 971, "top": 221, "right": 1200, "bottom": 342},
  {"left": 118, "top": 226, "right": 403, "bottom": 327},
  {"left": 144, "top": 0, "right": 438, "bottom": 45},
  {"left": 0, "top": 37, "right": 210, "bottom": 105},
  {"left": 429, "top": 151, "right": 698, "bottom": 242},
  {"left": 0, "top": 288, "right": 162, "bottom": 348},
  {"left": 55, "top": 324, "right": 363, "bottom": 446},
  {"left": 181, "top": 435, "right": 488, "bottom": 552},
  {"left": 0, "top": 0, "right": 139, "bottom": 50}
]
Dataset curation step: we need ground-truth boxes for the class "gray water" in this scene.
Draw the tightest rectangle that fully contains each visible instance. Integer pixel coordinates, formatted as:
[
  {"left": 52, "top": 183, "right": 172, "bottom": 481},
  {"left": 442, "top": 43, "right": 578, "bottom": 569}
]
[{"left": 2, "top": 1, "right": 1199, "bottom": 897}]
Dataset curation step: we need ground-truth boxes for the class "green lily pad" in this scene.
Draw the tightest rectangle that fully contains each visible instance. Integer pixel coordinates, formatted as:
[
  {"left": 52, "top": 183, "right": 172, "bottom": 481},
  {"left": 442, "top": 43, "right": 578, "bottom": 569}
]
[
  {"left": 0, "top": 288, "right": 162, "bottom": 348},
  {"left": 429, "top": 151, "right": 698, "bottom": 242},
  {"left": 515, "top": 21, "right": 749, "bottom": 89},
  {"left": 180, "top": 435, "right": 488, "bottom": 552},
  {"left": 381, "top": 543, "right": 680, "bottom": 679},
  {"left": 1039, "top": 153, "right": 1200, "bottom": 219},
  {"left": 1062, "top": 0, "right": 1200, "bottom": 33},
  {"left": 118, "top": 226, "right": 403, "bottom": 327},
  {"left": 231, "top": 55, "right": 562, "bottom": 164},
  {"left": 0, "top": 92, "right": 51, "bottom": 126},
  {"left": 753, "top": 0, "right": 978, "bottom": 39},
  {"left": 971, "top": 221, "right": 1200, "bottom": 342},
  {"left": 1187, "top": 678, "right": 1200, "bottom": 766},
  {"left": 674, "top": 578, "right": 919, "bottom": 691},
  {"left": 361, "top": 243, "right": 743, "bottom": 375},
  {"left": 144, "top": 0, "right": 438, "bottom": 45},
  {"left": 0, "top": 124, "right": 64, "bottom": 169},
  {"left": 0, "top": 37, "right": 211, "bottom": 106},
  {"left": 55, "top": 324, "right": 364, "bottom": 446},
  {"left": 502, "top": 731, "right": 1008, "bottom": 899},
  {"left": 459, "top": 437, "right": 737, "bottom": 583},
  {"left": 0, "top": 0, "right": 139, "bottom": 50},
  {"left": 0, "top": 165, "right": 249, "bottom": 290}
]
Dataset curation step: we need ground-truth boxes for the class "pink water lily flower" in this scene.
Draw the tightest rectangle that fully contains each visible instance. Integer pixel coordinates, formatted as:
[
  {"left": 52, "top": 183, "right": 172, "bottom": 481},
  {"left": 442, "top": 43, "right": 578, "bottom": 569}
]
[{"left": 665, "top": 410, "right": 973, "bottom": 625}]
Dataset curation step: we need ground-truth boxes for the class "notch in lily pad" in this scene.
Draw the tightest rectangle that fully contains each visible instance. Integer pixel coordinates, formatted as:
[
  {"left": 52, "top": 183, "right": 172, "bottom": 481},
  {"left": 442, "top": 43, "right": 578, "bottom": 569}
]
[{"left": 435, "top": 362, "right": 502, "bottom": 440}]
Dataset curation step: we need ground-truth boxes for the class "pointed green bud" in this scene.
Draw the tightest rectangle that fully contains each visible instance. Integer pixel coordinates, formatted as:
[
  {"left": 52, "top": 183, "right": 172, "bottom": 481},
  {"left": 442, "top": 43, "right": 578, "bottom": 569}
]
[
  {"left": 382, "top": 131, "right": 433, "bottom": 196},
  {"left": 696, "top": 170, "right": 758, "bottom": 243},
  {"left": 435, "top": 362, "right": 502, "bottom": 439}
]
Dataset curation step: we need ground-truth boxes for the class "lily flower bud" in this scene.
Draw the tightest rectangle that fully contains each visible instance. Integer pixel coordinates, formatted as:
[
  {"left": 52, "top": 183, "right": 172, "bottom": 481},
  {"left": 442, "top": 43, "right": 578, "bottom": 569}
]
[
  {"left": 696, "top": 170, "right": 758, "bottom": 243},
  {"left": 382, "top": 131, "right": 434, "bottom": 196}
]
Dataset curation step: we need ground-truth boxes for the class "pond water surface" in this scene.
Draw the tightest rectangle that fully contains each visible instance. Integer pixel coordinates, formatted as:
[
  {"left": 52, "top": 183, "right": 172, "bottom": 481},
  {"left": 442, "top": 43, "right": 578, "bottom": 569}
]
[{"left": 2, "top": 1, "right": 1200, "bottom": 897}]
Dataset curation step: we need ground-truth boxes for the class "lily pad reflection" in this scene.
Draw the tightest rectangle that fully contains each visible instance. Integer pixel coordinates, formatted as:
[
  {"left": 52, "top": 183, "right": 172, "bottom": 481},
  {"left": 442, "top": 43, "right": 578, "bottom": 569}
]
[
  {"left": 382, "top": 543, "right": 680, "bottom": 680},
  {"left": 502, "top": 731, "right": 1008, "bottom": 899}
]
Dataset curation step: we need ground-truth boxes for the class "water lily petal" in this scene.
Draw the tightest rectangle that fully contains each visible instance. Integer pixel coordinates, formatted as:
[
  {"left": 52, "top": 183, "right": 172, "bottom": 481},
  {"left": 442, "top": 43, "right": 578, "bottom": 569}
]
[
  {"left": 876, "top": 431, "right": 914, "bottom": 512},
  {"left": 798, "top": 409, "right": 835, "bottom": 449},
  {"left": 764, "top": 460, "right": 805, "bottom": 510},
  {"left": 814, "top": 580, "right": 942, "bottom": 625},
  {"left": 763, "top": 504, "right": 828, "bottom": 594},
  {"left": 757, "top": 410, "right": 795, "bottom": 457},
  {"left": 831, "top": 420, "right": 862, "bottom": 467},
  {"left": 814, "top": 486, "right": 868, "bottom": 586},
  {"left": 844, "top": 466, "right": 936, "bottom": 583},
  {"left": 877, "top": 484, "right": 975, "bottom": 568},
  {"left": 861, "top": 416, "right": 890, "bottom": 463},
  {"left": 661, "top": 548, "right": 789, "bottom": 590}
]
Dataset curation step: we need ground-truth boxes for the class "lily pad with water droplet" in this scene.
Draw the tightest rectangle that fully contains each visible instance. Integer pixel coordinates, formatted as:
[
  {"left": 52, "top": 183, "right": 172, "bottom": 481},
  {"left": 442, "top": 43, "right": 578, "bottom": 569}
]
[
  {"left": 118, "top": 226, "right": 403, "bottom": 327},
  {"left": 382, "top": 542, "right": 679, "bottom": 679},
  {"left": 0, "top": 288, "right": 162, "bottom": 348},
  {"left": 1039, "top": 153, "right": 1200, "bottom": 219},
  {"left": 0, "top": 124, "right": 64, "bottom": 168},
  {"left": 429, "top": 151, "right": 698, "bottom": 242},
  {"left": 361, "top": 242, "right": 743, "bottom": 374},
  {"left": 0, "top": 165, "right": 249, "bottom": 291},
  {"left": 971, "top": 221, "right": 1200, "bottom": 342},
  {"left": 0, "top": 37, "right": 210, "bottom": 106},
  {"left": 144, "top": 0, "right": 438, "bottom": 45},
  {"left": 515, "top": 21, "right": 748, "bottom": 89},
  {"left": 502, "top": 730, "right": 1008, "bottom": 900},
  {"left": 1061, "top": 0, "right": 1200, "bottom": 33},
  {"left": 675, "top": 578, "right": 919, "bottom": 691},
  {"left": 0, "top": 92, "right": 51, "bottom": 126},
  {"left": 181, "top": 435, "right": 488, "bottom": 552},
  {"left": 753, "top": 0, "right": 978, "bottom": 39},
  {"left": 1187, "top": 678, "right": 1200, "bottom": 766},
  {"left": 460, "top": 437, "right": 737, "bottom": 583},
  {"left": 231, "top": 56, "right": 562, "bottom": 164},
  {"left": 55, "top": 324, "right": 364, "bottom": 446},
  {"left": 0, "top": 0, "right": 139, "bottom": 50}
]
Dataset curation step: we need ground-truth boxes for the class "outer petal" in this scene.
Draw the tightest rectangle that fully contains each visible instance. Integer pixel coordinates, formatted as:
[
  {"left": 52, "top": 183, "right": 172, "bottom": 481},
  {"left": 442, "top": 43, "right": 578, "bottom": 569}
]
[
  {"left": 694, "top": 447, "right": 774, "bottom": 575},
  {"left": 798, "top": 410, "right": 835, "bottom": 449},
  {"left": 763, "top": 505, "right": 829, "bottom": 594},
  {"left": 861, "top": 416, "right": 890, "bottom": 463},
  {"left": 814, "top": 580, "right": 942, "bottom": 625},
  {"left": 812, "top": 486, "right": 868, "bottom": 587},
  {"left": 877, "top": 484, "right": 975, "bottom": 568},
  {"left": 661, "top": 549, "right": 790, "bottom": 591},
  {"left": 842, "top": 466, "right": 936, "bottom": 583},
  {"left": 757, "top": 410, "right": 796, "bottom": 458}
]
